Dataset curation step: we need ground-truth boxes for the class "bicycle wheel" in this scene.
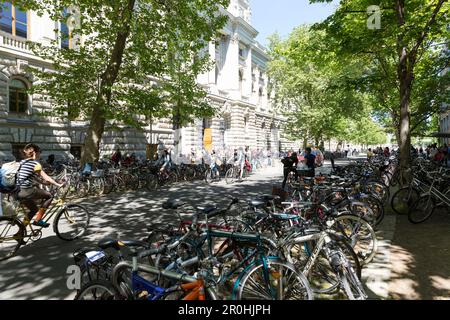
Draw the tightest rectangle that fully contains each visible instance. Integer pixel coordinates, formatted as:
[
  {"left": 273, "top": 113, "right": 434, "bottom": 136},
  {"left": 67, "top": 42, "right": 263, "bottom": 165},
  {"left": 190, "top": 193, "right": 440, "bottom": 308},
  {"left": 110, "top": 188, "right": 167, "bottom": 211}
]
[
  {"left": 225, "top": 168, "right": 235, "bottom": 184},
  {"left": 285, "top": 235, "right": 361, "bottom": 295},
  {"left": 360, "top": 196, "right": 384, "bottom": 227},
  {"left": 235, "top": 259, "right": 313, "bottom": 300},
  {"left": 54, "top": 204, "right": 90, "bottom": 241},
  {"left": 408, "top": 195, "right": 436, "bottom": 224},
  {"left": 167, "top": 172, "right": 178, "bottom": 185},
  {"left": 102, "top": 175, "right": 114, "bottom": 194},
  {"left": 333, "top": 214, "right": 377, "bottom": 266},
  {"left": 74, "top": 280, "right": 120, "bottom": 300},
  {"left": 391, "top": 187, "right": 420, "bottom": 215},
  {"left": 205, "top": 168, "right": 213, "bottom": 184},
  {"left": 76, "top": 179, "right": 90, "bottom": 198},
  {"left": 0, "top": 217, "right": 25, "bottom": 261},
  {"left": 146, "top": 174, "right": 159, "bottom": 191},
  {"left": 91, "top": 177, "right": 105, "bottom": 196},
  {"left": 365, "top": 181, "right": 389, "bottom": 204},
  {"left": 339, "top": 263, "right": 367, "bottom": 300}
]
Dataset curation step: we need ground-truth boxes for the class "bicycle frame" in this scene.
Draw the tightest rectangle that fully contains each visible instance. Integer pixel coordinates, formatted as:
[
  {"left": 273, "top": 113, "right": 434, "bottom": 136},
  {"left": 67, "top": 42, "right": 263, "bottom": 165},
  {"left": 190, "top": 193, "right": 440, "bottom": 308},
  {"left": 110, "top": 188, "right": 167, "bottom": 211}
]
[{"left": 112, "top": 259, "right": 216, "bottom": 300}]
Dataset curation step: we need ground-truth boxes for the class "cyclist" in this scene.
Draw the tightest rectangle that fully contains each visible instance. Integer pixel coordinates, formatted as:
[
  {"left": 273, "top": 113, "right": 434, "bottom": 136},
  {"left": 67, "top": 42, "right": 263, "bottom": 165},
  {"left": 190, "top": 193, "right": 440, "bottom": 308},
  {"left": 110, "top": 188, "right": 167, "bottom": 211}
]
[
  {"left": 159, "top": 149, "right": 171, "bottom": 179},
  {"left": 15, "top": 143, "right": 64, "bottom": 228}
]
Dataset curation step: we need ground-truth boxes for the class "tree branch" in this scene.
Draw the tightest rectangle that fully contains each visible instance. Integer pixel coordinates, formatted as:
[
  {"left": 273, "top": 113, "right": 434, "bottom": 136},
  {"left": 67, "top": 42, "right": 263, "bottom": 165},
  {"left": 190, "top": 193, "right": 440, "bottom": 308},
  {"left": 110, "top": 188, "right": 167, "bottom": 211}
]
[{"left": 409, "top": 0, "right": 447, "bottom": 62}]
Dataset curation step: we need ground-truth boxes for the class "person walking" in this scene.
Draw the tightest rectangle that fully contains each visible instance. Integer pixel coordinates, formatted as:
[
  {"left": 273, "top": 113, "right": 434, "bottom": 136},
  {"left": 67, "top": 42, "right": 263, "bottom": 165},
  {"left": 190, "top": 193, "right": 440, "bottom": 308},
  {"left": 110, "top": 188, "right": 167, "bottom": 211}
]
[
  {"left": 281, "top": 152, "right": 298, "bottom": 190},
  {"left": 303, "top": 147, "right": 316, "bottom": 177}
]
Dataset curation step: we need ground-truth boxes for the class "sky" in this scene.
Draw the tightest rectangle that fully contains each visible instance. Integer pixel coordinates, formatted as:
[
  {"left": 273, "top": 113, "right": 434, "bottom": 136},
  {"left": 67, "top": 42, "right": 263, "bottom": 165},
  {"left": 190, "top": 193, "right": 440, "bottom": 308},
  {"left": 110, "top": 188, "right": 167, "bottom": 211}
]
[{"left": 249, "top": 0, "right": 339, "bottom": 47}]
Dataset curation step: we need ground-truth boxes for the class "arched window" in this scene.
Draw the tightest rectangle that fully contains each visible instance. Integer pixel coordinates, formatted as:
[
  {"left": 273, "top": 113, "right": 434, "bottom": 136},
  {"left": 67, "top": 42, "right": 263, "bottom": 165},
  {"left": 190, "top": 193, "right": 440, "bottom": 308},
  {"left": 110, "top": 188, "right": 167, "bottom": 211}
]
[
  {"left": 9, "top": 79, "right": 28, "bottom": 113},
  {"left": 0, "top": 2, "right": 28, "bottom": 38}
]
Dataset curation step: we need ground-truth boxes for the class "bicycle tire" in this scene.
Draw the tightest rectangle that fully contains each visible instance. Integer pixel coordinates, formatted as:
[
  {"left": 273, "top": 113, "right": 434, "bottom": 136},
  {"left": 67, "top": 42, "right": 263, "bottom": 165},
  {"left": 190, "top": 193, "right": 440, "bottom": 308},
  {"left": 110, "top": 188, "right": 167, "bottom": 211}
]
[
  {"left": 54, "top": 204, "right": 90, "bottom": 241},
  {"left": 225, "top": 168, "right": 235, "bottom": 184},
  {"left": 408, "top": 195, "right": 436, "bottom": 224},
  {"left": 286, "top": 234, "right": 361, "bottom": 295},
  {"left": 333, "top": 214, "right": 377, "bottom": 265},
  {"left": 74, "top": 280, "right": 120, "bottom": 300},
  {"left": 234, "top": 259, "right": 313, "bottom": 300},
  {"left": 205, "top": 168, "right": 213, "bottom": 184},
  {"left": 0, "top": 217, "right": 26, "bottom": 261},
  {"left": 391, "top": 187, "right": 420, "bottom": 215}
]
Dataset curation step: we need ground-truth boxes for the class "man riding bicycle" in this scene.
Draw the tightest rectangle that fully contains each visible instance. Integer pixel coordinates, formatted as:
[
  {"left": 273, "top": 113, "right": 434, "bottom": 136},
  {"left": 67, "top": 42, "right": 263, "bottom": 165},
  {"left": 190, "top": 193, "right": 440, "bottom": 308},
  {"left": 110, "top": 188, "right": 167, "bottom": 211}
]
[{"left": 15, "top": 144, "right": 64, "bottom": 228}]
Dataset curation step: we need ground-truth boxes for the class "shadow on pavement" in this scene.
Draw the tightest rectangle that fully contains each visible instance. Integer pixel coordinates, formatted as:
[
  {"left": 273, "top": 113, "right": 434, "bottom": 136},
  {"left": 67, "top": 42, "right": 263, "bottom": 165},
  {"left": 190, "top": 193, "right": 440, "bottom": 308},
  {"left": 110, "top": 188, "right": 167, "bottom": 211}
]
[
  {"left": 388, "top": 206, "right": 450, "bottom": 300},
  {"left": 0, "top": 166, "right": 284, "bottom": 299}
]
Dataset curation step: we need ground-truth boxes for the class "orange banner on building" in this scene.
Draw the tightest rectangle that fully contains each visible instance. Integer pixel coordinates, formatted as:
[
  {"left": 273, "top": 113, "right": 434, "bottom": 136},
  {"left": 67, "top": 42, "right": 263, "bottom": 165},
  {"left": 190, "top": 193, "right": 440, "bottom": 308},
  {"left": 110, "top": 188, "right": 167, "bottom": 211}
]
[{"left": 204, "top": 128, "right": 213, "bottom": 152}]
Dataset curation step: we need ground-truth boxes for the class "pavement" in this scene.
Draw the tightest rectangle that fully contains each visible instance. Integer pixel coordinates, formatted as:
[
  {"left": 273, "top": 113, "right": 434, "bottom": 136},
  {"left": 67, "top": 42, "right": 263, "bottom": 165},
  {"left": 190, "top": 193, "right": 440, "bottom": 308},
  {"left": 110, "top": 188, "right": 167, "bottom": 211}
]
[{"left": 0, "top": 158, "right": 449, "bottom": 300}]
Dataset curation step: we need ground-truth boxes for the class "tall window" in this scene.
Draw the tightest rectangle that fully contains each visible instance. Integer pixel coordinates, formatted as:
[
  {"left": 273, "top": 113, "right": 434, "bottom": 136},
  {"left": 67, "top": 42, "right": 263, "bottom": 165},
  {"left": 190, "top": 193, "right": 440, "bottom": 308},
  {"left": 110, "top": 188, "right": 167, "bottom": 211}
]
[
  {"left": 60, "top": 8, "right": 71, "bottom": 49},
  {"left": 0, "top": 2, "right": 28, "bottom": 38},
  {"left": 239, "top": 69, "right": 243, "bottom": 94},
  {"left": 9, "top": 79, "right": 28, "bottom": 113}
]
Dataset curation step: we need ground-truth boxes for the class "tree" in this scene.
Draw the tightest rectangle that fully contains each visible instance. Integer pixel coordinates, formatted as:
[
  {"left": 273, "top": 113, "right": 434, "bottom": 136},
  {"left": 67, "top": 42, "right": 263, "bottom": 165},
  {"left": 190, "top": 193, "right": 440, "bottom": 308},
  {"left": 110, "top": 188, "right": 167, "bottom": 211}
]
[
  {"left": 19, "top": 0, "right": 229, "bottom": 165},
  {"left": 268, "top": 26, "right": 383, "bottom": 149},
  {"left": 311, "top": 0, "right": 449, "bottom": 181}
]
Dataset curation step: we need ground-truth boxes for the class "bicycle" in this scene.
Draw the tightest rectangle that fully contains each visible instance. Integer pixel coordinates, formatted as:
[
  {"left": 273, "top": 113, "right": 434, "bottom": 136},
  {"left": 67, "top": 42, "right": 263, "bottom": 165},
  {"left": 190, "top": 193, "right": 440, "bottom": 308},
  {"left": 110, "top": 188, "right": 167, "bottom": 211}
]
[
  {"left": 75, "top": 244, "right": 214, "bottom": 300},
  {"left": 225, "top": 163, "right": 251, "bottom": 184},
  {"left": 0, "top": 186, "right": 90, "bottom": 261},
  {"left": 408, "top": 167, "right": 450, "bottom": 224}
]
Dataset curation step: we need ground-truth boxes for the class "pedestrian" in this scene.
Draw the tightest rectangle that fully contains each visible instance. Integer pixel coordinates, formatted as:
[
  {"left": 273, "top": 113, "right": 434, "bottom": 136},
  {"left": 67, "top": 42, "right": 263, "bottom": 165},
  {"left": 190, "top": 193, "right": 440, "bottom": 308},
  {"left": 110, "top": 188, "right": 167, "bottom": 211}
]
[
  {"left": 281, "top": 152, "right": 298, "bottom": 190},
  {"left": 367, "top": 148, "right": 374, "bottom": 160},
  {"left": 111, "top": 148, "right": 122, "bottom": 166},
  {"left": 303, "top": 147, "right": 316, "bottom": 177}
]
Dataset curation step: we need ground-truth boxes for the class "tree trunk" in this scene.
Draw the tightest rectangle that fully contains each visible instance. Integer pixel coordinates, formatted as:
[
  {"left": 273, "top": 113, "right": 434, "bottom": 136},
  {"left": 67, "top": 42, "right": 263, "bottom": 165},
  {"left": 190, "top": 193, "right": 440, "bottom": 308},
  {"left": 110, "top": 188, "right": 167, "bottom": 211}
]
[
  {"left": 302, "top": 137, "right": 308, "bottom": 150},
  {"left": 396, "top": 0, "right": 412, "bottom": 185},
  {"left": 81, "top": 104, "right": 106, "bottom": 168},
  {"left": 81, "top": 0, "right": 136, "bottom": 167}
]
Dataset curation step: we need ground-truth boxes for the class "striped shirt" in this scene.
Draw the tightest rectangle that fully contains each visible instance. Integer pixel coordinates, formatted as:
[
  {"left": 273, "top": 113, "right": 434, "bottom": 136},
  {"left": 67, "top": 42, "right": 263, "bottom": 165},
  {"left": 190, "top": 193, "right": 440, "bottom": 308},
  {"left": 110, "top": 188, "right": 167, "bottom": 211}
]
[{"left": 16, "top": 159, "right": 42, "bottom": 189}]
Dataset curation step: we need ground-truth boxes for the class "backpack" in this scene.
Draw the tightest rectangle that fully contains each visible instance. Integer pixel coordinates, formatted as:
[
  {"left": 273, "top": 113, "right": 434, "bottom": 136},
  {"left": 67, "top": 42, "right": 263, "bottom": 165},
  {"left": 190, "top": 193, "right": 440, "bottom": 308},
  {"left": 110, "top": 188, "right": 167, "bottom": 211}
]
[
  {"left": 281, "top": 157, "right": 292, "bottom": 166},
  {"left": 0, "top": 160, "right": 31, "bottom": 194},
  {"left": 0, "top": 161, "right": 21, "bottom": 189}
]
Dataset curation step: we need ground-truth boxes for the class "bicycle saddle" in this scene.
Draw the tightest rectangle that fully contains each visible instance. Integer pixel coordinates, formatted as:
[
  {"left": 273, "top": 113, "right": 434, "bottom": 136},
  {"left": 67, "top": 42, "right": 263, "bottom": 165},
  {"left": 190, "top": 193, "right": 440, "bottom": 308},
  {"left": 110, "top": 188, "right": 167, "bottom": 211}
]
[
  {"left": 162, "top": 199, "right": 185, "bottom": 210},
  {"left": 196, "top": 205, "right": 218, "bottom": 215},
  {"left": 97, "top": 238, "right": 148, "bottom": 250}
]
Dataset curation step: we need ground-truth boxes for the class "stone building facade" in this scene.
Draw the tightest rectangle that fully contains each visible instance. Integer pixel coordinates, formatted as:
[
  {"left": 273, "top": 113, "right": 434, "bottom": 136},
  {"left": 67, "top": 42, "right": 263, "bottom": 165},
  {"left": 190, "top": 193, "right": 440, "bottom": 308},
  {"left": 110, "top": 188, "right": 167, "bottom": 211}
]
[{"left": 0, "top": 0, "right": 293, "bottom": 161}]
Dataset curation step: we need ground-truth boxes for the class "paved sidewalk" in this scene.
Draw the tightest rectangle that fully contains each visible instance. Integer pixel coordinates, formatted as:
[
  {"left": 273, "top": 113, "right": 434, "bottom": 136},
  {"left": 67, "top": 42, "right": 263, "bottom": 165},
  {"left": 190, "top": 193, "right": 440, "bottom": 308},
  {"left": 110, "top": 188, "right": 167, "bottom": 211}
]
[{"left": 387, "top": 206, "right": 450, "bottom": 300}]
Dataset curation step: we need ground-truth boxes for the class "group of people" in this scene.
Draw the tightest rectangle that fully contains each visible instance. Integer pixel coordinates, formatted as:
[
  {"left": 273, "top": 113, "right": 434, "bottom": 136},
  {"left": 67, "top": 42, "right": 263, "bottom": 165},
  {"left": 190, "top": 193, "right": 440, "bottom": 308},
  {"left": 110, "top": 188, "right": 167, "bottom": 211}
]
[
  {"left": 367, "top": 147, "right": 391, "bottom": 159},
  {"left": 281, "top": 147, "right": 317, "bottom": 189},
  {"left": 415, "top": 144, "right": 449, "bottom": 165}
]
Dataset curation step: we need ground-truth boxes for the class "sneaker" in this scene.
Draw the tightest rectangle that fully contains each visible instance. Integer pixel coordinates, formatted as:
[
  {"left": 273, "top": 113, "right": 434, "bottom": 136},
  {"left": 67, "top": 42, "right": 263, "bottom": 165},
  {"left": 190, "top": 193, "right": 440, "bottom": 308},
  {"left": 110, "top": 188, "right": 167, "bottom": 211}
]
[{"left": 33, "top": 220, "right": 50, "bottom": 228}]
